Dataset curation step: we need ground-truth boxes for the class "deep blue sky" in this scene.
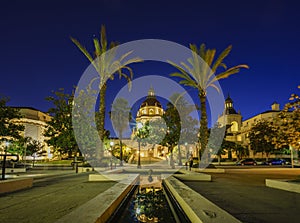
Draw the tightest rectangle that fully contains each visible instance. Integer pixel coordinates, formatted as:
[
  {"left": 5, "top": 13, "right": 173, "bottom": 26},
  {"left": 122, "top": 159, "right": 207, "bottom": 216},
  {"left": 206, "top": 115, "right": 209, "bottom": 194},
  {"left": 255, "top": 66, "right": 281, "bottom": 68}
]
[{"left": 0, "top": 0, "right": 299, "bottom": 132}]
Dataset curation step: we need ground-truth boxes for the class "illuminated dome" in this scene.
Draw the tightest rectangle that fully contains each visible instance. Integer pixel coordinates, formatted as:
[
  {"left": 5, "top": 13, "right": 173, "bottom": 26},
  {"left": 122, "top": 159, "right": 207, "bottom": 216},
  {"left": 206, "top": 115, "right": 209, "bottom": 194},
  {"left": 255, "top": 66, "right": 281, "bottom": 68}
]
[
  {"left": 140, "top": 87, "right": 162, "bottom": 108},
  {"left": 136, "top": 87, "right": 164, "bottom": 122}
]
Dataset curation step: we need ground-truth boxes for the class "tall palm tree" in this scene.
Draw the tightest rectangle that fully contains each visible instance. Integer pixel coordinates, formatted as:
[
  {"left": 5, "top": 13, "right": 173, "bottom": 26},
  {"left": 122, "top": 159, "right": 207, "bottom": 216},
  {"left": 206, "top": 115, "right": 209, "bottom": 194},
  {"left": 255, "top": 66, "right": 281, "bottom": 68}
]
[
  {"left": 169, "top": 43, "right": 249, "bottom": 163},
  {"left": 71, "top": 25, "right": 142, "bottom": 156}
]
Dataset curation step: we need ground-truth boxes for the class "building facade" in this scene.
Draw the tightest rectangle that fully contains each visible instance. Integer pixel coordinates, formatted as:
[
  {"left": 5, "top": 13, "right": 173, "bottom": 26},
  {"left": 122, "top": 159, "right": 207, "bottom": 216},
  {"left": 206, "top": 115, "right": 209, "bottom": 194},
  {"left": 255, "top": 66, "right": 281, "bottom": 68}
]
[
  {"left": 218, "top": 96, "right": 283, "bottom": 159},
  {"left": 13, "top": 107, "right": 53, "bottom": 160}
]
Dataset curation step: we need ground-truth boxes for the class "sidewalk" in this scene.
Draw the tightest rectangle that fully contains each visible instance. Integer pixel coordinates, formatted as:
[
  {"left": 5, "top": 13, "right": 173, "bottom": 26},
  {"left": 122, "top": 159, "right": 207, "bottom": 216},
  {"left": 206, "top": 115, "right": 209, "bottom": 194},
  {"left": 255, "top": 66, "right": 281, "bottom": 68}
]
[{"left": 184, "top": 169, "right": 300, "bottom": 223}]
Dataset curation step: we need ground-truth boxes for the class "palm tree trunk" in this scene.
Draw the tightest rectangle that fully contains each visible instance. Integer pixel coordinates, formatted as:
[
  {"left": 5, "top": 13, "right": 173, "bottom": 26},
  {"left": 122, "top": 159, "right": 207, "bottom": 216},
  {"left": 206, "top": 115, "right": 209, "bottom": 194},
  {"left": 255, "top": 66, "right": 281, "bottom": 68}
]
[
  {"left": 199, "top": 90, "right": 208, "bottom": 164},
  {"left": 178, "top": 143, "right": 182, "bottom": 166},
  {"left": 98, "top": 82, "right": 107, "bottom": 160},
  {"left": 119, "top": 133, "right": 123, "bottom": 166}
]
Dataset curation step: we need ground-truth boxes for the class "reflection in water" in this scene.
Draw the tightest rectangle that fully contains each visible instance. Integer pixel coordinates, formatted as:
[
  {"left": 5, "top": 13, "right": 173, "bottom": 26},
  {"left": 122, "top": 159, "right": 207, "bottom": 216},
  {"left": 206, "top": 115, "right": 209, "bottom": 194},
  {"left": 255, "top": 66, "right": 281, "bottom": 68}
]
[
  {"left": 114, "top": 175, "right": 176, "bottom": 223},
  {"left": 135, "top": 187, "right": 166, "bottom": 222}
]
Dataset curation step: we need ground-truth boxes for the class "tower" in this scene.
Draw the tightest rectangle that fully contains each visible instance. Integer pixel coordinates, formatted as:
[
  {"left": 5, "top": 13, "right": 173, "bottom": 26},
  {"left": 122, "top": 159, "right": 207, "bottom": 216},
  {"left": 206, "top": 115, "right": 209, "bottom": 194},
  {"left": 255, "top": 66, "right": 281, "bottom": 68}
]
[{"left": 218, "top": 95, "right": 242, "bottom": 135}]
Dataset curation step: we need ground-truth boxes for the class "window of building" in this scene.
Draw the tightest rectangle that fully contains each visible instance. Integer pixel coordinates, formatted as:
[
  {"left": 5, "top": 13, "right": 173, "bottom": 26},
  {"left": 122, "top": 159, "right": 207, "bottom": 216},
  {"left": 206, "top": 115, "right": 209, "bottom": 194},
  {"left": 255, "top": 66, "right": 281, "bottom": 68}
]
[{"left": 231, "top": 121, "right": 238, "bottom": 132}]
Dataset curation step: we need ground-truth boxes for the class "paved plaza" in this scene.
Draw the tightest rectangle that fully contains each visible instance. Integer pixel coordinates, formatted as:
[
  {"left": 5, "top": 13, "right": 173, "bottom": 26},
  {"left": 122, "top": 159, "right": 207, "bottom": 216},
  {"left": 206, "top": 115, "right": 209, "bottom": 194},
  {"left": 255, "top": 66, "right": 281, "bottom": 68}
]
[{"left": 0, "top": 167, "right": 300, "bottom": 222}]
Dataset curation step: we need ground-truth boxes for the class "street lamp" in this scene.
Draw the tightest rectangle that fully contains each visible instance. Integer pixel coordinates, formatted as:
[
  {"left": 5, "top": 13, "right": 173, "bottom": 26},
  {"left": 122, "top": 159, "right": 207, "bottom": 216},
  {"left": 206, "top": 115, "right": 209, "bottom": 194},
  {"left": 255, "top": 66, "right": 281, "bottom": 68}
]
[
  {"left": 110, "top": 141, "right": 114, "bottom": 170},
  {"left": 137, "top": 122, "right": 143, "bottom": 169},
  {"left": 23, "top": 139, "right": 28, "bottom": 168},
  {"left": 1, "top": 141, "right": 11, "bottom": 180},
  {"left": 185, "top": 142, "right": 188, "bottom": 160},
  {"left": 184, "top": 142, "right": 188, "bottom": 169}
]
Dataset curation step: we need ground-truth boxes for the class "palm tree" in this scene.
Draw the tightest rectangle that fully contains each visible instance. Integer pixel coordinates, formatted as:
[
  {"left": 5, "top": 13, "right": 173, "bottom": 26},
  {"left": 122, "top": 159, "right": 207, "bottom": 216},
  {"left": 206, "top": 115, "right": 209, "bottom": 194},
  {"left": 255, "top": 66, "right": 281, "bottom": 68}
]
[
  {"left": 110, "top": 98, "right": 131, "bottom": 166},
  {"left": 71, "top": 25, "right": 142, "bottom": 156},
  {"left": 169, "top": 43, "right": 248, "bottom": 163}
]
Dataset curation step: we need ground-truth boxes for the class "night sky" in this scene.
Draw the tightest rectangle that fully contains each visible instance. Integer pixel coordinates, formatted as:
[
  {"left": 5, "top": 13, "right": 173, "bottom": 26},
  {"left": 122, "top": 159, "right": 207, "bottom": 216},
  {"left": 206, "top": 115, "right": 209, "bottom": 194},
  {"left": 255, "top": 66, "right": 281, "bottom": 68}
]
[{"left": 1, "top": 0, "right": 299, "bottom": 134}]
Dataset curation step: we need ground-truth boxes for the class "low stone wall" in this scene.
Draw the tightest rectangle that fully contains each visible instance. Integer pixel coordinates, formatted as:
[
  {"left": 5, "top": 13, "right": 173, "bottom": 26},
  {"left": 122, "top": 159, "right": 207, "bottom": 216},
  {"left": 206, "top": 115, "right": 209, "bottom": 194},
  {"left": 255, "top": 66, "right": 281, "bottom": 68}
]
[
  {"left": 4, "top": 168, "right": 26, "bottom": 173},
  {"left": 164, "top": 176, "right": 241, "bottom": 223},
  {"left": 77, "top": 167, "right": 94, "bottom": 173},
  {"left": 266, "top": 179, "right": 300, "bottom": 194},
  {"left": 196, "top": 168, "right": 225, "bottom": 173},
  {"left": 0, "top": 178, "right": 33, "bottom": 194},
  {"left": 89, "top": 173, "right": 135, "bottom": 182},
  {"left": 176, "top": 169, "right": 212, "bottom": 181}
]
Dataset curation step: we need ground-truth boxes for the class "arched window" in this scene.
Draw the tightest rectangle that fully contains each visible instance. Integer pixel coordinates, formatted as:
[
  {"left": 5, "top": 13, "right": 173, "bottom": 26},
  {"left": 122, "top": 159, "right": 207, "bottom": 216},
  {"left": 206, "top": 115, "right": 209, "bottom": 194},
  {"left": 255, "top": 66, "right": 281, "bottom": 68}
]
[{"left": 231, "top": 121, "right": 238, "bottom": 132}]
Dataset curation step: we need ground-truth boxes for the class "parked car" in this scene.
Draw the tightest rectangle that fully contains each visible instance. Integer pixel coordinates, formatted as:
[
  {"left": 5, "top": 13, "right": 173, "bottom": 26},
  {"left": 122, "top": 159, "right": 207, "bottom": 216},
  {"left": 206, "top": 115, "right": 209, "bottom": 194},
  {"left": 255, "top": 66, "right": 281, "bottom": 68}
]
[
  {"left": 236, "top": 158, "right": 257, "bottom": 166},
  {"left": 264, "top": 158, "right": 287, "bottom": 165}
]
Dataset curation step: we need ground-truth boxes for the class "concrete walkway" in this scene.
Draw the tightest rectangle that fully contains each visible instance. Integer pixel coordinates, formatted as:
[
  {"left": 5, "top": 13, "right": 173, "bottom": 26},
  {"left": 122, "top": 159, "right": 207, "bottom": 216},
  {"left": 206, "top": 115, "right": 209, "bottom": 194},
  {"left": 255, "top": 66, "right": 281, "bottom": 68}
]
[
  {"left": 184, "top": 168, "right": 300, "bottom": 223},
  {"left": 1, "top": 167, "right": 300, "bottom": 223}
]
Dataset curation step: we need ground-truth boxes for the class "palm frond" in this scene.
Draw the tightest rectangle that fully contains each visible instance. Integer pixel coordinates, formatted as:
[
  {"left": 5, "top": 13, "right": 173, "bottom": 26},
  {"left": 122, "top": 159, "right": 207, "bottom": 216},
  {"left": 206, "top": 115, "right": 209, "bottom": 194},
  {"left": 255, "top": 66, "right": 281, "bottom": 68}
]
[
  {"left": 216, "top": 64, "right": 249, "bottom": 80},
  {"left": 207, "top": 64, "right": 248, "bottom": 87},
  {"left": 206, "top": 48, "right": 216, "bottom": 67},
  {"left": 100, "top": 25, "right": 107, "bottom": 51},
  {"left": 219, "top": 62, "right": 227, "bottom": 70},
  {"left": 167, "top": 60, "right": 189, "bottom": 76},
  {"left": 122, "top": 57, "right": 144, "bottom": 66},
  {"left": 209, "top": 83, "right": 221, "bottom": 93},
  {"left": 118, "top": 69, "right": 133, "bottom": 90},
  {"left": 93, "top": 38, "right": 101, "bottom": 57},
  {"left": 199, "top": 43, "right": 206, "bottom": 59},
  {"left": 180, "top": 61, "right": 194, "bottom": 77},
  {"left": 179, "top": 79, "right": 198, "bottom": 88},
  {"left": 70, "top": 37, "right": 94, "bottom": 63},
  {"left": 119, "top": 50, "right": 133, "bottom": 62},
  {"left": 211, "top": 45, "right": 232, "bottom": 73},
  {"left": 170, "top": 71, "right": 190, "bottom": 80}
]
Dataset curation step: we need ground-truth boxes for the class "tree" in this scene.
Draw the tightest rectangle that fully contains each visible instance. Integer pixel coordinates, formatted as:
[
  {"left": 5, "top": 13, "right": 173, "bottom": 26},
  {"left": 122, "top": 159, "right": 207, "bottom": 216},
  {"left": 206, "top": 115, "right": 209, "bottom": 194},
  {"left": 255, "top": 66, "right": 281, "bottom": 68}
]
[
  {"left": 169, "top": 43, "right": 248, "bottom": 164},
  {"left": 44, "top": 88, "right": 78, "bottom": 159},
  {"left": 25, "top": 139, "right": 44, "bottom": 166},
  {"left": 110, "top": 98, "right": 131, "bottom": 166},
  {"left": 6, "top": 137, "right": 30, "bottom": 157},
  {"left": 207, "top": 125, "right": 227, "bottom": 165},
  {"left": 161, "top": 102, "right": 181, "bottom": 168},
  {"left": 143, "top": 118, "right": 166, "bottom": 151},
  {"left": 234, "top": 144, "right": 249, "bottom": 161},
  {"left": 221, "top": 140, "right": 236, "bottom": 161},
  {"left": 134, "top": 121, "right": 150, "bottom": 168},
  {"left": 71, "top": 25, "right": 142, "bottom": 147},
  {"left": 0, "top": 96, "right": 24, "bottom": 142},
  {"left": 272, "top": 85, "right": 300, "bottom": 151},
  {"left": 73, "top": 89, "right": 106, "bottom": 164},
  {"left": 110, "top": 142, "right": 132, "bottom": 163},
  {"left": 248, "top": 120, "right": 277, "bottom": 159},
  {"left": 169, "top": 93, "right": 198, "bottom": 165}
]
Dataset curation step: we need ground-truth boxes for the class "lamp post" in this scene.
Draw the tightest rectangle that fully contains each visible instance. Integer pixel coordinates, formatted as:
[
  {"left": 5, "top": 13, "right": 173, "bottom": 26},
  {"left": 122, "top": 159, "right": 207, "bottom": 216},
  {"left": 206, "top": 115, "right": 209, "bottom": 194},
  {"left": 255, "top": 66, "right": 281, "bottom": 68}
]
[
  {"left": 184, "top": 142, "right": 188, "bottom": 169},
  {"left": 1, "top": 142, "right": 9, "bottom": 180},
  {"left": 178, "top": 142, "right": 182, "bottom": 166},
  {"left": 24, "top": 142, "right": 27, "bottom": 168},
  {"left": 110, "top": 141, "right": 114, "bottom": 169},
  {"left": 137, "top": 139, "right": 141, "bottom": 168},
  {"left": 1, "top": 141, "right": 18, "bottom": 180},
  {"left": 184, "top": 142, "right": 188, "bottom": 160},
  {"left": 136, "top": 122, "right": 143, "bottom": 169}
]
